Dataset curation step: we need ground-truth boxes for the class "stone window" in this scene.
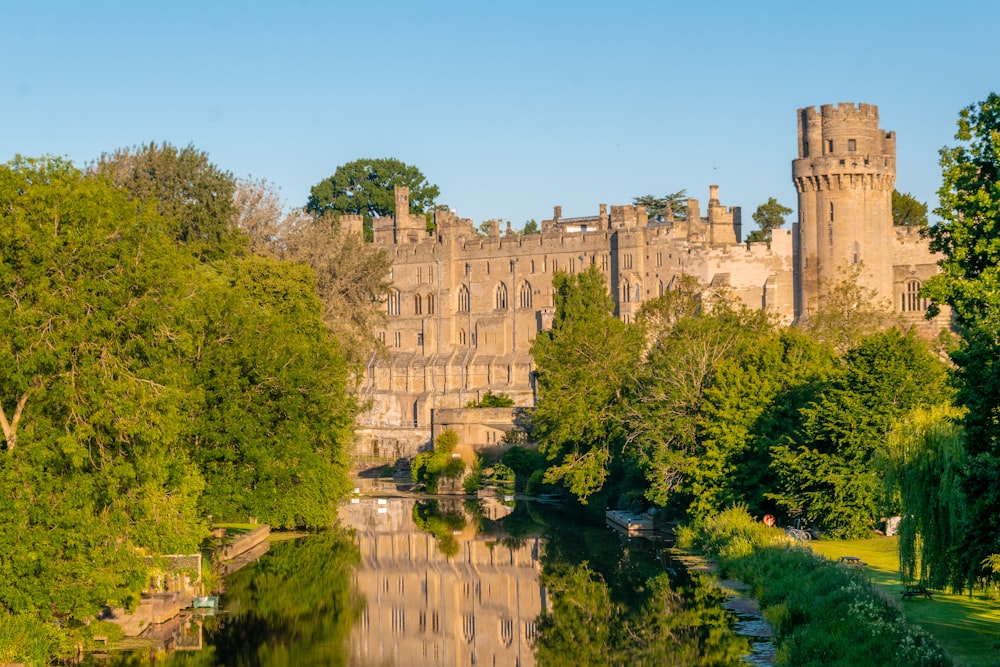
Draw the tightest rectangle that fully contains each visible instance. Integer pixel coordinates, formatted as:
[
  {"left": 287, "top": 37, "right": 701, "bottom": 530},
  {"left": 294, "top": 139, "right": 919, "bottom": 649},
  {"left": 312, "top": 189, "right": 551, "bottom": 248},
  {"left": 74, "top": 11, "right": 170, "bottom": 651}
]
[
  {"left": 416, "top": 333, "right": 424, "bottom": 346},
  {"left": 622, "top": 278, "right": 631, "bottom": 303},
  {"left": 623, "top": 253, "right": 633, "bottom": 269},
  {"left": 428, "top": 265, "right": 433, "bottom": 283},
  {"left": 495, "top": 282, "right": 508, "bottom": 310},
  {"left": 426, "top": 293, "right": 434, "bottom": 315},
  {"left": 852, "top": 242, "right": 860, "bottom": 265},
  {"left": 414, "top": 294, "right": 422, "bottom": 315},
  {"left": 601, "top": 254, "right": 609, "bottom": 271},
  {"left": 519, "top": 281, "right": 532, "bottom": 309},
  {"left": 848, "top": 139, "right": 857, "bottom": 152},
  {"left": 658, "top": 280, "right": 664, "bottom": 297},
  {"left": 569, "top": 257, "right": 575, "bottom": 273},
  {"left": 634, "top": 283, "right": 642, "bottom": 303},
  {"left": 827, "top": 139, "right": 834, "bottom": 153},
  {"left": 552, "top": 259, "right": 558, "bottom": 272},
  {"left": 903, "top": 280, "right": 928, "bottom": 312},
  {"left": 656, "top": 252, "right": 662, "bottom": 267},
  {"left": 387, "top": 289, "right": 401, "bottom": 316},
  {"left": 531, "top": 259, "right": 535, "bottom": 273},
  {"left": 459, "top": 329, "right": 467, "bottom": 345},
  {"left": 394, "top": 331, "right": 401, "bottom": 347},
  {"left": 458, "top": 285, "right": 470, "bottom": 312},
  {"left": 416, "top": 267, "right": 422, "bottom": 283}
]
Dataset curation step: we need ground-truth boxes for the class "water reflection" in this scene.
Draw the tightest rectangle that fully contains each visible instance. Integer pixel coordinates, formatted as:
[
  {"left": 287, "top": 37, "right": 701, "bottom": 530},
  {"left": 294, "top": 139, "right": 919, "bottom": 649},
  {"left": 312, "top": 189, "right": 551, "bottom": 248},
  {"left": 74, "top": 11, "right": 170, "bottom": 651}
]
[
  {"left": 88, "top": 495, "right": 749, "bottom": 666},
  {"left": 339, "top": 496, "right": 544, "bottom": 667}
]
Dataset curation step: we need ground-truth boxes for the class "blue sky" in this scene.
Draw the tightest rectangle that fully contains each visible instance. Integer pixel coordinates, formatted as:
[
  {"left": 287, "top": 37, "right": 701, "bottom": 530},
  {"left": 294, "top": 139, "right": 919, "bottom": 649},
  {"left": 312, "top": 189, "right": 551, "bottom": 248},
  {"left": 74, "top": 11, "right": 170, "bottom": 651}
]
[{"left": 3, "top": 1, "right": 996, "bottom": 230}]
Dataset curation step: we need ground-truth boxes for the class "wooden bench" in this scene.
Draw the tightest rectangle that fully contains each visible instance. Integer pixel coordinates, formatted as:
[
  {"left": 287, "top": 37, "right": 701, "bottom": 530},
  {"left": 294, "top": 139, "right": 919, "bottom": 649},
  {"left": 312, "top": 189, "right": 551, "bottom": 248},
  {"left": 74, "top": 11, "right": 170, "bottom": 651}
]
[
  {"left": 902, "top": 585, "right": 933, "bottom": 600},
  {"left": 838, "top": 556, "right": 867, "bottom": 567}
]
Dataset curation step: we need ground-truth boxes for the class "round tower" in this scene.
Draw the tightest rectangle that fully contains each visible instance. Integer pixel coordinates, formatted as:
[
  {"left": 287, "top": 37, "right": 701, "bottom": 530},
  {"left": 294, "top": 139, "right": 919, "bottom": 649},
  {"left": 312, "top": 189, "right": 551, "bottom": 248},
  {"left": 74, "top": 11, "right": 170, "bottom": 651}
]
[{"left": 792, "top": 102, "right": 896, "bottom": 319}]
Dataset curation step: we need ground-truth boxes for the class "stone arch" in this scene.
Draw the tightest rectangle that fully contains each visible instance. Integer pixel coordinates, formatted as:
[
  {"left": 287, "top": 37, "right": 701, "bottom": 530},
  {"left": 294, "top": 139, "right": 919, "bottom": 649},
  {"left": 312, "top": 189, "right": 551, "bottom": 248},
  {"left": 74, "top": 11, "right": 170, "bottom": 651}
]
[{"left": 518, "top": 281, "right": 532, "bottom": 308}]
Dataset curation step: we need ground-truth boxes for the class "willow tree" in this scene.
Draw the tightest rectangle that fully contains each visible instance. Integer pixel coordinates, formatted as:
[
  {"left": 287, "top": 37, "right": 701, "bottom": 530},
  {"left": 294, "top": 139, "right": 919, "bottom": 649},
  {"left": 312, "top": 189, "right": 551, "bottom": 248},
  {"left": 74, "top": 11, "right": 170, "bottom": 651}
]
[{"left": 885, "top": 406, "right": 967, "bottom": 590}]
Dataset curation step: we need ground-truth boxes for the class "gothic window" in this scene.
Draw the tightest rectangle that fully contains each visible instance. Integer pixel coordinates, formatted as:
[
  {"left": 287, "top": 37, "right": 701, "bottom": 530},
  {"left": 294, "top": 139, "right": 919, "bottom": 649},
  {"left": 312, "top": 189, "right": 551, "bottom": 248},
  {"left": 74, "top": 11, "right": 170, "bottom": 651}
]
[
  {"left": 394, "top": 332, "right": 401, "bottom": 347},
  {"left": 622, "top": 278, "right": 631, "bottom": 303},
  {"left": 458, "top": 285, "right": 470, "bottom": 312},
  {"left": 634, "top": 283, "right": 642, "bottom": 302},
  {"left": 416, "top": 267, "right": 422, "bottom": 283},
  {"left": 623, "top": 253, "right": 633, "bottom": 269},
  {"left": 658, "top": 280, "right": 664, "bottom": 297},
  {"left": 903, "top": 280, "right": 927, "bottom": 312},
  {"left": 601, "top": 254, "right": 609, "bottom": 271},
  {"left": 426, "top": 293, "right": 434, "bottom": 315},
  {"left": 387, "top": 289, "right": 400, "bottom": 316},
  {"left": 459, "top": 329, "right": 467, "bottom": 345},
  {"left": 428, "top": 265, "right": 433, "bottom": 283},
  {"left": 519, "top": 281, "right": 532, "bottom": 309},
  {"left": 495, "top": 282, "right": 508, "bottom": 309},
  {"left": 414, "top": 294, "right": 422, "bottom": 315},
  {"left": 569, "top": 257, "right": 575, "bottom": 273}
]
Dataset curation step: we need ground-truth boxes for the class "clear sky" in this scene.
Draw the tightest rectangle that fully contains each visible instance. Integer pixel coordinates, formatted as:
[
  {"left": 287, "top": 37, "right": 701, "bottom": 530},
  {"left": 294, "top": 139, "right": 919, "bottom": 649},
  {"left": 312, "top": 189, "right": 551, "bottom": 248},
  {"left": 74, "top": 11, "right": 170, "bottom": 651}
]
[{"left": 4, "top": 0, "right": 996, "bottom": 230}]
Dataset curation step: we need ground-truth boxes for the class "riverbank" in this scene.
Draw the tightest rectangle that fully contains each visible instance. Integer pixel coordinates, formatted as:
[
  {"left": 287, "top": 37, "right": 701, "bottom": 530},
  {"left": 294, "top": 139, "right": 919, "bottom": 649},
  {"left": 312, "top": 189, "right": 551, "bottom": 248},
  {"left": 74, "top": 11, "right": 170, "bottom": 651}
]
[{"left": 808, "top": 537, "right": 1000, "bottom": 667}]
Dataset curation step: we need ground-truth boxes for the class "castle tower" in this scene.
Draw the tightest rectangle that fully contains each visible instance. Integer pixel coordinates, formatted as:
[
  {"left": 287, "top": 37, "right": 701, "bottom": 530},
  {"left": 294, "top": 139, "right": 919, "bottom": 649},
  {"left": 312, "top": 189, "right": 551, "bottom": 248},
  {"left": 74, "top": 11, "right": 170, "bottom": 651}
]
[{"left": 792, "top": 103, "right": 896, "bottom": 318}]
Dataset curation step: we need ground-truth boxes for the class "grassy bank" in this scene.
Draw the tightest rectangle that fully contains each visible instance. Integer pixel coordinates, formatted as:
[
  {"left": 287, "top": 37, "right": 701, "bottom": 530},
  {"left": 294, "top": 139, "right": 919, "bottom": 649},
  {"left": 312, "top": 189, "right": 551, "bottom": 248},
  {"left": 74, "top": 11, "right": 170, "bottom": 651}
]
[
  {"left": 809, "top": 537, "right": 1000, "bottom": 667},
  {"left": 679, "top": 507, "right": 952, "bottom": 666}
]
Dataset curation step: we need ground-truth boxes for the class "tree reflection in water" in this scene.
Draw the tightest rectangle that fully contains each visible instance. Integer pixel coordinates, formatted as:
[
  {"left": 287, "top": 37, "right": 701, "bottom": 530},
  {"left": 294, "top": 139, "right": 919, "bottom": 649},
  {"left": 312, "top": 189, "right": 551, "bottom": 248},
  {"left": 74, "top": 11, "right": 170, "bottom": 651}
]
[{"left": 534, "top": 510, "right": 750, "bottom": 667}]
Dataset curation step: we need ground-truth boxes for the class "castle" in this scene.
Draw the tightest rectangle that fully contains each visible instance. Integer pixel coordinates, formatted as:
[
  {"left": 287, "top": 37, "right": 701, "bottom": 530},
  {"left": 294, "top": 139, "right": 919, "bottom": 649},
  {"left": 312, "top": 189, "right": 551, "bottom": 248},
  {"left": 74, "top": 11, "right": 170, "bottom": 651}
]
[{"left": 355, "top": 103, "right": 944, "bottom": 459}]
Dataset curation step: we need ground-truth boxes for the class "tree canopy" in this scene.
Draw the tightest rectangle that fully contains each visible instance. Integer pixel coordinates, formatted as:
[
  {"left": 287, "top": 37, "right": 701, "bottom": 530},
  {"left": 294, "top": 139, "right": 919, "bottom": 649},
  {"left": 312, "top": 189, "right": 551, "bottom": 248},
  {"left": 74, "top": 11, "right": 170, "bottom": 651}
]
[
  {"left": 746, "top": 197, "right": 792, "bottom": 243},
  {"left": 633, "top": 191, "right": 688, "bottom": 222},
  {"left": 892, "top": 190, "right": 929, "bottom": 227},
  {"left": 305, "top": 158, "right": 440, "bottom": 240}
]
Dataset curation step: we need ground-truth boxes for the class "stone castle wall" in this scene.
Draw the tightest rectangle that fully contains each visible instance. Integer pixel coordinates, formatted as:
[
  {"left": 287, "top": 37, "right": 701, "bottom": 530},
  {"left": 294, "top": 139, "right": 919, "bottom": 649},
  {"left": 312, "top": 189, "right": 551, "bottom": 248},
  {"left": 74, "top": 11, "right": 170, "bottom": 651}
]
[{"left": 353, "top": 102, "right": 948, "bottom": 459}]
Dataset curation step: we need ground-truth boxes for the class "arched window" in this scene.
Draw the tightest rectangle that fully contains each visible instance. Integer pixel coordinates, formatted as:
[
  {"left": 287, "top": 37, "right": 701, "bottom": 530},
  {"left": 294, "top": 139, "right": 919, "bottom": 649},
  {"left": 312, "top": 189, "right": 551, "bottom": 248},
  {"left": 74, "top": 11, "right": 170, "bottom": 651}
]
[
  {"left": 387, "top": 289, "right": 400, "bottom": 316},
  {"left": 495, "top": 282, "right": 508, "bottom": 310},
  {"left": 622, "top": 278, "right": 631, "bottom": 303},
  {"left": 414, "top": 294, "right": 422, "bottom": 315},
  {"left": 426, "top": 293, "right": 434, "bottom": 315},
  {"left": 458, "top": 285, "right": 470, "bottom": 312},
  {"left": 518, "top": 281, "right": 532, "bottom": 309},
  {"left": 903, "top": 280, "right": 927, "bottom": 312},
  {"left": 634, "top": 282, "right": 642, "bottom": 303},
  {"left": 658, "top": 280, "right": 664, "bottom": 297},
  {"left": 458, "top": 329, "right": 467, "bottom": 345}
]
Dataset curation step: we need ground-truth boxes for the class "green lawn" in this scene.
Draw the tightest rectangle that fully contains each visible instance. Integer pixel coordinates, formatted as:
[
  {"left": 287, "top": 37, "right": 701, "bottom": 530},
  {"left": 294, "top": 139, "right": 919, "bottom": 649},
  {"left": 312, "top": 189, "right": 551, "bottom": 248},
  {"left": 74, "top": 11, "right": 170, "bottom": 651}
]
[{"left": 809, "top": 537, "right": 1000, "bottom": 667}]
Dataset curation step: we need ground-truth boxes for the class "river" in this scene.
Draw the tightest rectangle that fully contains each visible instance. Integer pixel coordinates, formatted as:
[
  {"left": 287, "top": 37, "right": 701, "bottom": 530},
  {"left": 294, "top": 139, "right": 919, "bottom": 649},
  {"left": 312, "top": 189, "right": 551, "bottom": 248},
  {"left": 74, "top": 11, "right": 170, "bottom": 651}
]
[{"left": 87, "top": 492, "right": 766, "bottom": 666}]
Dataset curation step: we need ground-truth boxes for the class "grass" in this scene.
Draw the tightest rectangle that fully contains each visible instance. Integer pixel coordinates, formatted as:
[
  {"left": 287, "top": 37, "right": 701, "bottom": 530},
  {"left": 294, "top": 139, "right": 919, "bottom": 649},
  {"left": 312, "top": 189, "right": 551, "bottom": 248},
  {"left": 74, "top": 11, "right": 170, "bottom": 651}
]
[{"left": 809, "top": 536, "right": 1000, "bottom": 667}]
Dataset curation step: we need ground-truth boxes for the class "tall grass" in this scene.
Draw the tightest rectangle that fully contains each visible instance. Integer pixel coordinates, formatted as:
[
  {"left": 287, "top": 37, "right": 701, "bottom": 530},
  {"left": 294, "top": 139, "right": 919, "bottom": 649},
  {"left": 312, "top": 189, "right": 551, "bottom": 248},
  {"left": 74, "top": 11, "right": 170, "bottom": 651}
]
[{"left": 683, "top": 506, "right": 952, "bottom": 667}]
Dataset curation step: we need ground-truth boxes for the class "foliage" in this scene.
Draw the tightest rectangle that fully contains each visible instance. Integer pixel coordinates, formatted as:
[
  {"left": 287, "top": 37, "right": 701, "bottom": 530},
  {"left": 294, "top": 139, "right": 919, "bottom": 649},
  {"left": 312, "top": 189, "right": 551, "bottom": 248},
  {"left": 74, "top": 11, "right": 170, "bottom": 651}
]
[
  {"left": 411, "top": 499, "right": 465, "bottom": 557},
  {"left": 678, "top": 504, "right": 786, "bottom": 560},
  {"left": 235, "top": 179, "right": 391, "bottom": 370},
  {"left": 633, "top": 190, "right": 688, "bottom": 221},
  {"left": 92, "top": 142, "right": 243, "bottom": 260},
  {"left": 885, "top": 405, "right": 967, "bottom": 590},
  {"left": 769, "top": 329, "right": 951, "bottom": 538},
  {"left": 466, "top": 391, "right": 515, "bottom": 408},
  {"left": 893, "top": 189, "right": 929, "bottom": 227},
  {"left": 693, "top": 329, "right": 837, "bottom": 518},
  {"left": 463, "top": 456, "right": 484, "bottom": 493},
  {"left": 924, "top": 92, "right": 1000, "bottom": 329},
  {"left": 625, "top": 293, "right": 773, "bottom": 509},
  {"left": 522, "top": 219, "right": 540, "bottom": 234},
  {"left": 502, "top": 445, "right": 545, "bottom": 491},
  {"left": 411, "top": 430, "right": 465, "bottom": 493},
  {"left": 530, "top": 266, "right": 643, "bottom": 501},
  {"left": 688, "top": 507, "right": 951, "bottom": 667},
  {"left": 305, "top": 158, "right": 439, "bottom": 240},
  {"left": 801, "top": 266, "right": 900, "bottom": 354},
  {"left": 747, "top": 196, "right": 792, "bottom": 243}
]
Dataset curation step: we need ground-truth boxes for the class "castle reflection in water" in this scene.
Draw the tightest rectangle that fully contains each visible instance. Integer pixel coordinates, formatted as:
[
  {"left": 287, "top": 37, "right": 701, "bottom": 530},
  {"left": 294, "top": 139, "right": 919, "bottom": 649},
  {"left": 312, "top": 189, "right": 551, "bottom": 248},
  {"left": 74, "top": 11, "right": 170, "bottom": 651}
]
[{"left": 339, "top": 496, "right": 546, "bottom": 667}]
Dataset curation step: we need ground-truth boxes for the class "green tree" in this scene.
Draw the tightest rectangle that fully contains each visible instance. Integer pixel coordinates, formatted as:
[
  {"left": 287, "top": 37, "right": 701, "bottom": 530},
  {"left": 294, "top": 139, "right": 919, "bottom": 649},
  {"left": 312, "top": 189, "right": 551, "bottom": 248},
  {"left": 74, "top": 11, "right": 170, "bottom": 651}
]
[
  {"left": 92, "top": 142, "right": 243, "bottom": 260},
  {"left": 924, "top": 93, "right": 1000, "bottom": 328},
  {"left": 746, "top": 197, "right": 792, "bottom": 243},
  {"left": 305, "top": 158, "right": 440, "bottom": 240},
  {"left": 530, "top": 266, "right": 643, "bottom": 501},
  {"left": 626, "top": 292, "right": 773, "bottom": 509},
  {"left": 633, "top": 190, "right": 688, "bottom": 222},
  {"left": 769, "top": 329, "right": 951, "bottom": 538},
  {"left": 802, "top": 266, "right": 900, "bottom": 354},
  {"left": 892, "top": 189, "right": 929, "bottom": 227},
  {"left": 522, "top": 219, "right": 540, "bottom": 235}
]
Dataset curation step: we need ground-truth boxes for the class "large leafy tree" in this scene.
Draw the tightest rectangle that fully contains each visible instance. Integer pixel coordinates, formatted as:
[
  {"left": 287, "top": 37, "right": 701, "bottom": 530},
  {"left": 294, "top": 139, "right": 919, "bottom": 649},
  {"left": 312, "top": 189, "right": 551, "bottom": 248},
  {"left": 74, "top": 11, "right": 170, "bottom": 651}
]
[
  {"left": 92, "top": 142, "right": 243, "bottom": 260},
  {"left": 306, "top": 158, "right": 439, "bottom": 240},
  {"left": 769, "top": 329, "right": 951, "bottom": 538},
  {"left": 923, "top": 93, "right": 1000, "bottom": 587},
  {"left": 530, "top": 265, "right": 643, "bottom": 501},
  {"left": 746, "top": 197, "right": 792, "bottom": 243}
]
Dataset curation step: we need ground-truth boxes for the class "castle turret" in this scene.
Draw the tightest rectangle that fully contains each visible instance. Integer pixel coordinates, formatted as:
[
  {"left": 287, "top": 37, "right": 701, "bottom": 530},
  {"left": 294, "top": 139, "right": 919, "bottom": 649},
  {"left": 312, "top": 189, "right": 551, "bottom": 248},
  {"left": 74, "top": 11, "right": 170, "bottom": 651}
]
[{"left": 792, "top": 103, "right": 896, "bottom": 318}]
